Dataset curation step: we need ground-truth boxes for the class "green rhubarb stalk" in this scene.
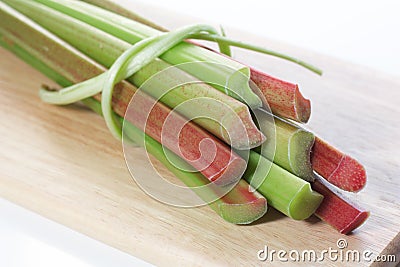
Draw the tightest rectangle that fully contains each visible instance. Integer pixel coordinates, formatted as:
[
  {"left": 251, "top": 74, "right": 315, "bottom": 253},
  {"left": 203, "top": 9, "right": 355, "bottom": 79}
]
[
  {"left": 0, "top": 34, "right": 70, "bottom": 87},
  {"left": 6, "top": 0, "right": 265, "bottom": 149},
  {"left": 0, "top": 8, "right": 267, "bottom": 224},
  {"left": 31, "top": 0, "right": 263, "bottom": 108},
  {"left": 256, "top": 115, "right": 315, "bottom": 181},
  {"left": 243, "top": 151, "right": 323, "bottom": 220}
]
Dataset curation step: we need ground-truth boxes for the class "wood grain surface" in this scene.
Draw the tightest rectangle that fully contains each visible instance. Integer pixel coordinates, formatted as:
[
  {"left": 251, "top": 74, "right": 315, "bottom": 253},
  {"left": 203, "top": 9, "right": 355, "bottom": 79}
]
[{"left": 0, "top": 1, "right": 399, "bottom": 266}]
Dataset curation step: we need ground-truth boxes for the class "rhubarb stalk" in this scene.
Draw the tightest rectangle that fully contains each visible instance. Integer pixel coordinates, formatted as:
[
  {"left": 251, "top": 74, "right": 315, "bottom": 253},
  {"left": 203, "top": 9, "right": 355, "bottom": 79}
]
[
  {"left": 78, "top": 0, "right": 316, "bottom": 123},
  {"left": 32, "top": 0, "right": 263, "bottom": 109},
  {"left": 312, "top": 181, "right": 369, "bottom": 234},
  {"left": 243, "top": 151, "right": 323, "bottom": 220},
  {"left": 251, "top": 69, "right": 312, "bottom": 123},
  {"left": 257, "top": 115, "right": 315, "bottom": 181},
  {"left": 312, "top": 137, "right": 367, "bottom": 192},
  {"left": 0, "top": 2, "right": 247, "bottom": 185},
  {"left": 7, "top": 0, "right": 265, "bottom": 149},
  {"left": 100, "top": 99, "right": 269, "bottom": 224}
]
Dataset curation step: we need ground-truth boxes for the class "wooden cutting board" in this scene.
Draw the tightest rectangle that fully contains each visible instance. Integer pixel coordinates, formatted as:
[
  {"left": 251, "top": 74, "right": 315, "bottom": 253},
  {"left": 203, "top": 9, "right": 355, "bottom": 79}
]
[{"left": 0, "top": 1, "right": 399, "bottom": 266}]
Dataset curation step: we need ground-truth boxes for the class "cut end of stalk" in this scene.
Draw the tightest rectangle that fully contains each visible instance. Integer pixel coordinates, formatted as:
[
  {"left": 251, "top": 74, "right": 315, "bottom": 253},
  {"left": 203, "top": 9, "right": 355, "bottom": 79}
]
[
  {"left": 328, "top": 155, "right": 367, "bottom": 192},
  {"left": 338, "top": 210, "right": 369, "bottom": 235},
  {"left": 259, "top": 117, "right": 315, "bottom": 181},
  {"left": 210, "top": 157, "right": 247, "bottom": 186},
  {"left": 313, "top": 181, "right": 369, "bottom": 234},
  {"left": 287, "top": 183, "right": 324, "bottom": 220},
  {"left": 213, "top": 179, "right": 267, "bottom": 224},
  {"left": 294, "top": 85, "right": 311, "bottom": 123},
  {"left": 250, "top": 68, "right": 311, "bottom": 123},
  {"left": 233, "top": 67, "right": 263, "bottom": 109},
  {"left": 218, "top": 195, "right": 267, "bottom": 224},
  {"left": 312, "top": 137, "right": 367, "bottom": 192},
  {"left": 289, "top": 129, "right": 315, "bottom": 181},
  {"left": 221, "top": 107, "right": 266, "bottom": 150}
]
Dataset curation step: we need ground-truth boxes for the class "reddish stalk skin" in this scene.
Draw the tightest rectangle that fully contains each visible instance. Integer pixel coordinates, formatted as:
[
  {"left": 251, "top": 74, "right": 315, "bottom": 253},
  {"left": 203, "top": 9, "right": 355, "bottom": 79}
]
[
  {"left": 312, "top": 181, "right": 369, "bottom": 234},
  {"left": 222, "top": 180, "right": 260, "bottom": 204},
  {"left": 311, "top": 137, "right": 367, "bottom": 192},
  {"left": 250, "top": 68, "right": 311, "bottom": 123},
  {"left": 121, "top": 90, "right": 246, "bottom": 185},
  {"left": 100, "top": 85, "right": 246, "bottom": 186},
  {"left": 224, "top": 108, "right": 266, "bottom": 149},
  {"left": 188, "top": 41, "right": 312, "bottom": 123}
]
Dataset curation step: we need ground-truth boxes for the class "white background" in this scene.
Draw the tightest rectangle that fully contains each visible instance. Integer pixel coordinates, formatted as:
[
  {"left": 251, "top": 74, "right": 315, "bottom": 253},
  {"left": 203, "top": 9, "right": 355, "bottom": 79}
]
[
  {"left": 137, "top": 0, "right": 400, "bottom": 77},
  {"left": 1, "top": 0, "right": 399, "bottom": 267}
]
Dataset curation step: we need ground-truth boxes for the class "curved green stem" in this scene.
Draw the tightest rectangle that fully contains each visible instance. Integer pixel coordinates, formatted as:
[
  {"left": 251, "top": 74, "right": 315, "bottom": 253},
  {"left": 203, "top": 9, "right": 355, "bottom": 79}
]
[
  {"left": 40, "top": 24, "right": 221, "bottom": 139},
  {"left": 78, "top": 0, "right": 322, "bottom": 75},
  {"left": 190, "top": 33, "right": 323, "bottom": 75},
  {"left": 216, "top": 25, "right": 232, "bottom": 57},
  {"left": 100, "top": 36, "right": 157, "bottom": 139}
]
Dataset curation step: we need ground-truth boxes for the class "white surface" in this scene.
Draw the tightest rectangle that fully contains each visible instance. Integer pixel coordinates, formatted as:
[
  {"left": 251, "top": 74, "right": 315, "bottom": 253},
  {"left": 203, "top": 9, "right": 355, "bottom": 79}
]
[
  {"left": 2, "top": 1, "right": 399, "bottom": 267},
  {"left": 0, "top": 198, "right": 152, "bottom": 267},
  {"left": 134, "top": 0, "right": 400, "bottom": 77}
]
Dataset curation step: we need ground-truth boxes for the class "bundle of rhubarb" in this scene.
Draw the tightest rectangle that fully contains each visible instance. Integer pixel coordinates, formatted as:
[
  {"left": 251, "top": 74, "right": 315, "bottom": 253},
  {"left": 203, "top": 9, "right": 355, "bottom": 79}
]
[{"left": 0, "top": 0, "right": 369, "bottom": 234}]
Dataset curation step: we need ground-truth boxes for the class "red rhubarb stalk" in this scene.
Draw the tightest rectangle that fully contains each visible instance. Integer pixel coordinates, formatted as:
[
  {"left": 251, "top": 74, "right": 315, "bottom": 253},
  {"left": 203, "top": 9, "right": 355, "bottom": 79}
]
[
  {"left": 188, "top": 42, "right": 313, "bottom": 123},
  {"left": 312, "top": 181, "right": 369, "bottom": 234},
  {"left": 250, "top": 68, "right": 311, "bottom": 123},
  {"left": 311, "top": 137, "right": 367, "bottom": 192},
  {"left": 122, "top": 90, "right": 247, "bottom": 185}
]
